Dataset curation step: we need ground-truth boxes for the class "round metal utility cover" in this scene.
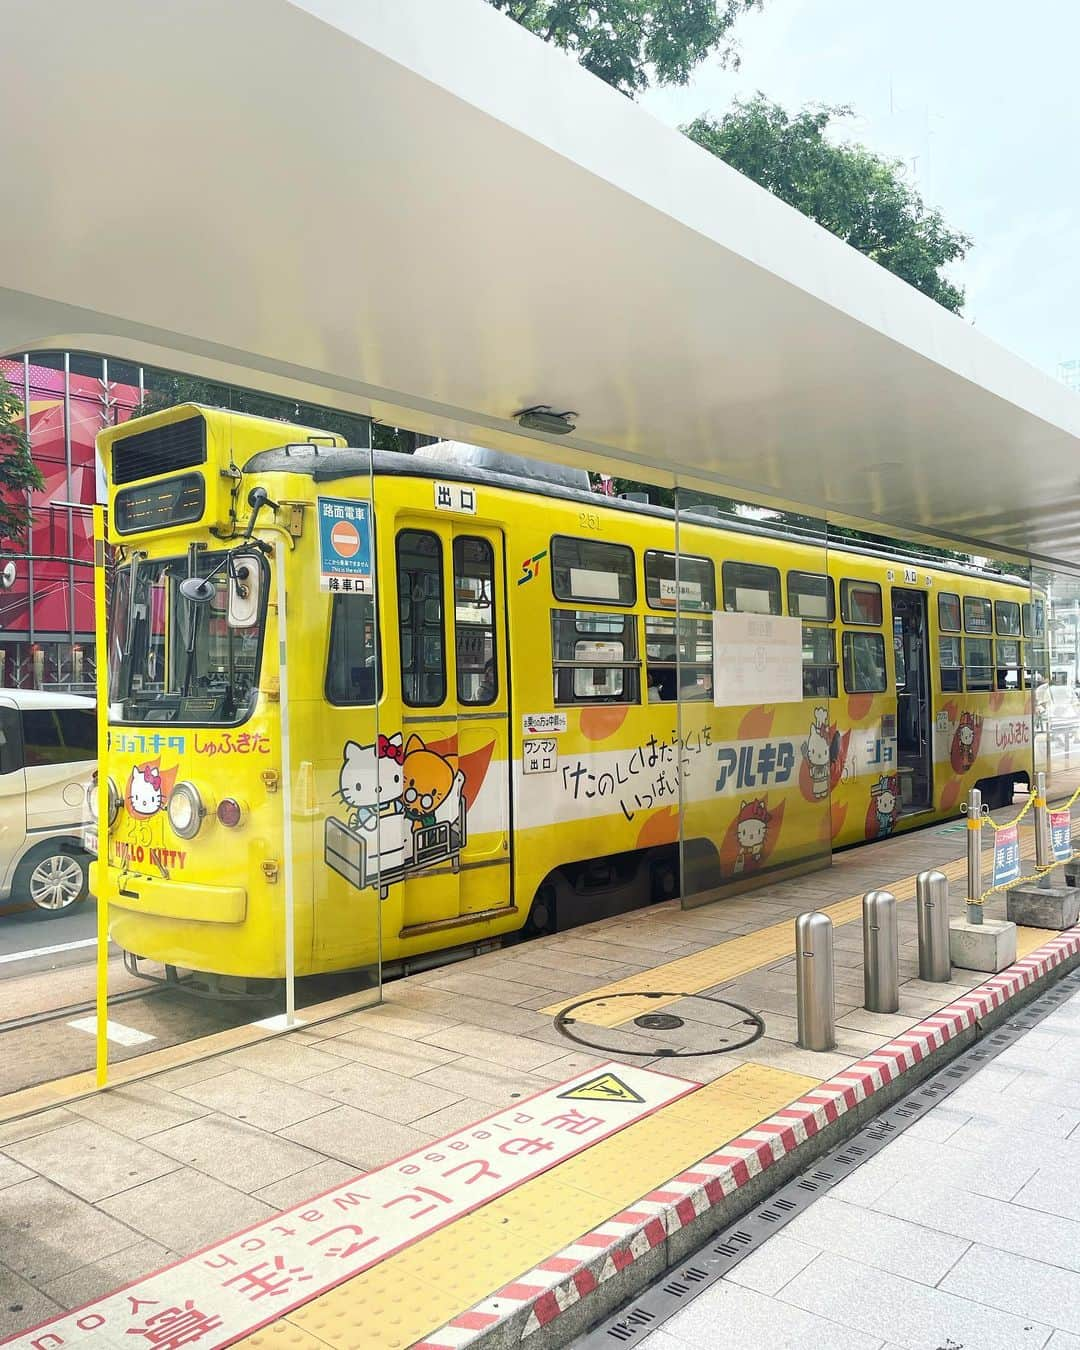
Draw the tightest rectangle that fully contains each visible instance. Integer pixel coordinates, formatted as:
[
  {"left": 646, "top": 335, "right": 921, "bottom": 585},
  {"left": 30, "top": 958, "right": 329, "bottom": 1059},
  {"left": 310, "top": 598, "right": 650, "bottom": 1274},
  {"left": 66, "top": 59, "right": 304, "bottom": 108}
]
[{"left": 634, "top": 1012, "right": 685, "bottom": 1030}]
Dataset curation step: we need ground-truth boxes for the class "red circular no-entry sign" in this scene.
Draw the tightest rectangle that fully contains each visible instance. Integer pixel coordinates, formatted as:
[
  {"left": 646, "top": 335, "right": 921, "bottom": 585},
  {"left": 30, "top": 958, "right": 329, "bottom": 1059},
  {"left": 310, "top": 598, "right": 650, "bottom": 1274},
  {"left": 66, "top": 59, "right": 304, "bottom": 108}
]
[{"left": 330, "top": 519, "right": 361, "bottom": 558}]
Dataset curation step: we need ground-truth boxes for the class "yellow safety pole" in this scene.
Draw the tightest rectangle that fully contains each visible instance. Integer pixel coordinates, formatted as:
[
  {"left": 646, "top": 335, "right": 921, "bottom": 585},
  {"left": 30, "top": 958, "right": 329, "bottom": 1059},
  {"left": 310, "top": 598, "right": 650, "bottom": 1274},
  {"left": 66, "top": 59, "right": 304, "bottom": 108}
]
[{"left": 93, "top": 505, "right": 109, "bottom": 1087}]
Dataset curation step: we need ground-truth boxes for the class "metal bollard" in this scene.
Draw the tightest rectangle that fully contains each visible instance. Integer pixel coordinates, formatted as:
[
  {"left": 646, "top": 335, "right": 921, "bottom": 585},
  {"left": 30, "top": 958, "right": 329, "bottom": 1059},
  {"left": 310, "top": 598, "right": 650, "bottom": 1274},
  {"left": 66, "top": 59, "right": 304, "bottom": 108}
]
[
  {"left": 966, "top": 786, "right": 983, "bottom": 925},
  {"left": 916, "top": 869, "right": 952, "bottom": 982},
  {"left": 795, "top": 911, "right": 835, "bottom": 1052},
  {"left": 1034, "top": 770, "right": 1050, "bottom": 875},
  {"left": 863, "top": 889, "right": 899, "bottom": 1013}
]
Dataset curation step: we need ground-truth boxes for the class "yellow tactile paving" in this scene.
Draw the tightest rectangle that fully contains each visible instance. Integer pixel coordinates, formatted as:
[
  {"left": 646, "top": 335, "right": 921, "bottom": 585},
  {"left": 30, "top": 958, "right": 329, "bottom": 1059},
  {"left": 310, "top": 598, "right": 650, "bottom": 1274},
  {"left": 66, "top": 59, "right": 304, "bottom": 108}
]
[
  {"left": 540, "top": 848, "right": 1002, "bottom": 1027},
  {"left": 236, "top": 1320, "right": 335, "bottom": 1348},
  {"left": 268, "top": 1064, "right": 817, "bottom": 1349},
  {"left": 1017, "top": 924, "right": 1055, "bottom": 958}
]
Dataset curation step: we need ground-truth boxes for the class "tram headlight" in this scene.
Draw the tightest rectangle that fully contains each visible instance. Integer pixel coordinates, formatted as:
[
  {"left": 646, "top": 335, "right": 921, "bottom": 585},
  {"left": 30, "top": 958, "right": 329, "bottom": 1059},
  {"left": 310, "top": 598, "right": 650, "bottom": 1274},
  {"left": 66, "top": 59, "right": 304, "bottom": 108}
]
[
  {"left": 86, "top": 775, "right": 121, "bottom": 826},
  {"left": 168, "top": 781, "right": 206, "bottom": 839}
]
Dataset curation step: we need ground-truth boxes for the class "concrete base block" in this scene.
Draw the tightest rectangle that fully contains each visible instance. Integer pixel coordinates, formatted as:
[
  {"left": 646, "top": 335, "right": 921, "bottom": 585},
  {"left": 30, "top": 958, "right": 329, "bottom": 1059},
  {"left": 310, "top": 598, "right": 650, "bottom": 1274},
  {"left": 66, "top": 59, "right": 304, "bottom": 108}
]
[
  {"left": 949, "top": 917, "right": 1018, "bottom": 973},
  {"left": 1063, "top": 858, "right": 1080, "bottom": 889},
  {"left": 1006, "top": 883, "right": 1080, "bottom": 930}
]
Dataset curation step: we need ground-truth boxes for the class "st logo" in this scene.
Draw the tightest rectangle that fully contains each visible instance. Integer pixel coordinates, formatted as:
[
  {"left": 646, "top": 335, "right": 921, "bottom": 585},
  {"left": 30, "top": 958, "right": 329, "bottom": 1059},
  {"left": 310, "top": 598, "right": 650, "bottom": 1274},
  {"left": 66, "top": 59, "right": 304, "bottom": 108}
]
[{"left": 517, "top": 549, "right": 547, "bottom": 585}]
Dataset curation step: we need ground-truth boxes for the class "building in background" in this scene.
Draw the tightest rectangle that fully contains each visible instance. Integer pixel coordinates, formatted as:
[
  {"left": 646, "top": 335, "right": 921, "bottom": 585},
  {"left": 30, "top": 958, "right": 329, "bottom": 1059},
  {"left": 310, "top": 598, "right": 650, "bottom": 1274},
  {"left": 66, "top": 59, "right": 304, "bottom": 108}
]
[
  {"left": 0, "top": 351, "right": 373, "bottom": 692},
  {"left": 1057, "top": 359, "right": 1080, "bottom": 394}
]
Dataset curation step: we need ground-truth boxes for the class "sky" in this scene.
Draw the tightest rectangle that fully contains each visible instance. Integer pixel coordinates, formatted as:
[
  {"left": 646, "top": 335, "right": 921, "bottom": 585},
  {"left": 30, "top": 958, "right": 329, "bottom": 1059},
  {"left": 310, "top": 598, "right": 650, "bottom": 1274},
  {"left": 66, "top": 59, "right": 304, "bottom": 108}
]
[{"left": 640, "top": 0, "right": 1080, "bottom": 381}]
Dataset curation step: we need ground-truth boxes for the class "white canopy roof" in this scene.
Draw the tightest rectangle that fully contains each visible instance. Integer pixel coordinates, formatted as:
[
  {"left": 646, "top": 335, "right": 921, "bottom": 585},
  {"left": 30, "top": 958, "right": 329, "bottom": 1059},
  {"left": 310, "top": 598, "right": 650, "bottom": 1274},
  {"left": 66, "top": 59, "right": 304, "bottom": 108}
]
[{"left": 3, "top": 0, "right": 1080, "bottom": 567}]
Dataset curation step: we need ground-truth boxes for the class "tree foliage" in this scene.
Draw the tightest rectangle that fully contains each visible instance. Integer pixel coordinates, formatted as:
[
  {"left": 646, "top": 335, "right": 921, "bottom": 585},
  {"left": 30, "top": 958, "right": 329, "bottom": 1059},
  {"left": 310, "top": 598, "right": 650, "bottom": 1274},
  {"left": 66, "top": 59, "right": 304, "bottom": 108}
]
[
  {"left": 486, "top": 1, "right": 760, "bottom": 97},
  {"left": 0, "top": 375, "right": 45, "bottom": 548},
  {"left": 685, "top": 97, "right": 971, "bottom": 313}
]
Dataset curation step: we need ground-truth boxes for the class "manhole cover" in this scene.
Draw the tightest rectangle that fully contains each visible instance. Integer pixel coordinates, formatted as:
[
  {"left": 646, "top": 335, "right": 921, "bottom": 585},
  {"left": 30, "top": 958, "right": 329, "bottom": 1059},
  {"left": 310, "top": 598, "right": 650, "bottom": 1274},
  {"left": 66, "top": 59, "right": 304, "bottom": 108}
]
[{"left": 634, "top": 1012, "right": 685, "bottom": 1030}]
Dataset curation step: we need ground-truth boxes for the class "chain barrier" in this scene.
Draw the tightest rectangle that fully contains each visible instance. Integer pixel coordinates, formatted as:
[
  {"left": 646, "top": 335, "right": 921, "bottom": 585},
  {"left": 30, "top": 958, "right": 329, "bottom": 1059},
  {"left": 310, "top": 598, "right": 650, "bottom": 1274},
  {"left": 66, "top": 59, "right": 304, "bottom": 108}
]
[
  {"left": 971, "top": 776, "right": 1078, "bottom": 903},
  {"left": 975, "top": 794, "right": 1034, "bottom": 833}
]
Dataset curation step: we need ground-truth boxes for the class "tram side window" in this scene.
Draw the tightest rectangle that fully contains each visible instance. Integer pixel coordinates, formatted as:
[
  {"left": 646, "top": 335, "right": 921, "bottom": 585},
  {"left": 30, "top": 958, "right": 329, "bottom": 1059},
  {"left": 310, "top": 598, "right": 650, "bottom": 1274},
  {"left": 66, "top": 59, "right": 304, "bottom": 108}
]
[
  {"left": 840, "top": 579, "right": 882, "bottom": 626},
  {"left": 964, "top": 596, "right": 993, "bottom": 634},
  {"left": 1023, "top": 600, "right": 1046, "bottom": 638},
  {"left": 397, "top": 530, "right": 446, "bottom": 707},
  {"left": 842, "top": 631, "right": 886, "bottom": 694},
  {"left": 964, "top": 637, "right": 993, "bottom": 691},
  {"left": 938, "top": 592, "right": 961, "bottom": 633},
  {"left": 552, "top": 610, "right": 639, "bottom": 705},
  {"left": 326, "top": 594, "right": 380, "bottom": 706},
  {"left": 939, "top": 636, "right": 963, "bottom": 692},
  {"left": 644, "top": 550, "right": 715, "bottom": 612},
  {"left": 995, "top": 639, "right": 1022, "bottom": 691},
  {"left": 722, "top": 561, "right": 781, "bottom": 614},
  {"left": 645, "top": 616, "right": 712, "bottom": 702},
  {"left": 454, "top": 537, "right": 497, "bottom": 705},
  {"left": 803, "top": 626, "right": 838, "bottom": 698},
  {"left": 995, "top": 600, "right": 1021, "bottom": 636},
  {"left": 788, "top": 571, "right": 835, "bottom": 621},
  {"left": 551, "top": 537, "right": 635, "bottom": 605}
]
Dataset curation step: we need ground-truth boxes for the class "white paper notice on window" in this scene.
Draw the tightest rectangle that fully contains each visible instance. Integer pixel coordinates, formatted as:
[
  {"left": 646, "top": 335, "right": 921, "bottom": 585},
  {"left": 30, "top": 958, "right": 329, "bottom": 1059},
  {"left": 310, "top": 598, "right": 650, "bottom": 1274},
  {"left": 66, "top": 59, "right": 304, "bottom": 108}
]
[
  {"left": 712, "top": 612, "right": 803, "bottom": 707},
  {"left": 570, "top": 567, "right": 621, "bottom": 600},
  {"left": 658, "top": 577, "right": 702, "bottom": 608}
]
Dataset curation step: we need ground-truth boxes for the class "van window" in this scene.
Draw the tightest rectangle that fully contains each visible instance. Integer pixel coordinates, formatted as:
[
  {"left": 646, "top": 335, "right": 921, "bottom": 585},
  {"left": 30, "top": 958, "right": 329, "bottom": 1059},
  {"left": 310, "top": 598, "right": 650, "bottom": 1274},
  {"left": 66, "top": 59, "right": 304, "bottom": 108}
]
[
  {"left": 22, "top": 708, "right": 96, "bottom": 767},
  {"left": 551, "top": 537, "right": 635, "bottom": 605},
  {"left": 0, "top": 706, "right": 21, "bottom": 775},
  {"left": 722, "top": 562, "right": 781, "bottom": 614},
  {"left": 840, "top": 580, "right": 882, "bottom": 626},
  {"left": 326, "top": 593, "right": 380, "bottom": 706},
  {"left": 644, "top": 550, "right": 714, "bottom": 612}
]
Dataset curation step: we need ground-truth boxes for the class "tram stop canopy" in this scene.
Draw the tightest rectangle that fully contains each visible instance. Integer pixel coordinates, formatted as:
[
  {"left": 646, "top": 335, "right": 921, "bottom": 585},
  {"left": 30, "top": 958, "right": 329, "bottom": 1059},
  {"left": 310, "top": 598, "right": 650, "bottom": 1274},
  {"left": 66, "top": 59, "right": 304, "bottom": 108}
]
[{"left": 2, "top": 0, "right": 1080, "bottom": 566}]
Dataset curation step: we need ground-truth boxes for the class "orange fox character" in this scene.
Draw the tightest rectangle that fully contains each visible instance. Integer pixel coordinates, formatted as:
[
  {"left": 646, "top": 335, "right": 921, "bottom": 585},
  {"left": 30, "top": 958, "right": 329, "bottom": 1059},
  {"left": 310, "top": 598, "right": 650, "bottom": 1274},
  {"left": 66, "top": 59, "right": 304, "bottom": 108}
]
[{"left": 401, "top": 735, "right": 465, "bottom": 831}]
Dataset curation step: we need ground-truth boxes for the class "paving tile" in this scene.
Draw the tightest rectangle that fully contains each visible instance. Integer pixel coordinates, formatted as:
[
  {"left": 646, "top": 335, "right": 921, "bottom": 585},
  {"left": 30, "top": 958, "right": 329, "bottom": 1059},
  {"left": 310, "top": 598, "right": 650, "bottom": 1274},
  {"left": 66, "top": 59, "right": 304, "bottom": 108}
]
[
  {"left": 312, "top": 1025, "right": 463, "bottom": 1076},
  {"left": 781, "top": 1249, "right": 1049, "bottom": 1350},
  {"left": 423, "top": 970, "right": 558, "bottom": 1004},
  {"left": 0, "top": 1155, "right": 34, "bottom": 1191},
  {"left": 722, "top": 1233, "right": 819, "bottom": 1295},
  {"left": 98, "top": 1167, "right": 275, "bottom": 1253},
  {"left": 215, "top": 1037, "right": 350, "bottom": 1084},
  {"left": 66, "top": 1080, "right": 212, "bottom": 1139},
  {"left": 0, "top": 1177, "right": 143, "bottom": 1282},
  {"left": 0, "top": 1263, "right": 64, "bottom": 1340},
  {"left": 410, "top": 1097, "right": 498, "bottom": 1137},
  {"left": 663, "top": 1277, "right": 883, "bottom": 1349},
  {"left": 279, "top": 1105, "right": 435, "bottom": 1169},
  {"left": 782, "top": 1195, "right": 970, "bottom": 1285},
  {"left": 0, "top": 1108, "right": 79, "bottom": 1147},
  {"left": 145, "top": 1112, "right": 326, "bottom": 1192},
  {"left": 417, "top": 1023, "right": 564, "bottom": 1071},
  {"left": 298, "top": 1060, "right": 461, "bottom": 1123},
  {"left": 42, "top": 1238, "right": 173, "bottom": 1309},
  {"left": 1047, "top": 1333, "right": 1080, "bottom": 1350},
  {"left": 414, "top": 1056, "right": 548, "bottom": 1106},
  {"left": 741, "top": 1037, "right": 854, "bottom": 1079},
  {"left": 308, "top": 1002, "right": 462, "bottom": 1040},
  {"left": 1013, "top": 1164, "right": 1080, "bottom": 1222},
  {"left": 872, "top": 1176, "right": 1080, "bottom": 1273},
  {"left": 174, "top": 1068, "right": 337, "bottom": 1131},
  {"left": 4, "top": 1119, "right": 181, "bottom": 1203},
  {"left": 898, "top": 1103, "right": 971, "bottom": 1144},
  {"left": 146, "top": 1058, "right": 234, "bottom": 1090},
  {"left": 252, "top": 1158, "right": 361, "bottom": 1210},
  {"left": 488, "top": 959, "right": 606, "bottom": 995},
  {"left": 640, "top": 1054, "right": 747, "bottom": 1085},
  {"left": 942, "top": 1242, "right": 1080, "bottom": 1335}
]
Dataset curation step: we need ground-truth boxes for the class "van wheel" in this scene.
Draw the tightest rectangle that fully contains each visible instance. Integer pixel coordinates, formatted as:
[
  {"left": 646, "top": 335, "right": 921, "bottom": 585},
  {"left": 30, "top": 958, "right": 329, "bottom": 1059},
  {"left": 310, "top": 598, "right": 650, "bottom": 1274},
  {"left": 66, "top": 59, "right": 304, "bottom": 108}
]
[{"left": 17, "top": 846, "right": 89, "bottom": 914}]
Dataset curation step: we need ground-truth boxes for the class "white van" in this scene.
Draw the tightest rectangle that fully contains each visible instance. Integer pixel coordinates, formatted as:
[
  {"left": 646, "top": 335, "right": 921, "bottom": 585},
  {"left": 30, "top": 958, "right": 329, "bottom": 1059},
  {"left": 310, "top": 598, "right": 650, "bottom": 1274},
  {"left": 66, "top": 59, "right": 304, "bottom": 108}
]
[{"left": 0, "top": 690, "right": 96, "bottom": 914}]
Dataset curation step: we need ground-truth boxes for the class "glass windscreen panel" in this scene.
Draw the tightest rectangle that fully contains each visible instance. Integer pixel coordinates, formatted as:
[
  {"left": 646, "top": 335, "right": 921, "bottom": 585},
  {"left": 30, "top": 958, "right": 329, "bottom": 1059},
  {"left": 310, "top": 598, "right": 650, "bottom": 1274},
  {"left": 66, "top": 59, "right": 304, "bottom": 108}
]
[{"left": 111, "top": 550, "right": 267, "bottom": 724}]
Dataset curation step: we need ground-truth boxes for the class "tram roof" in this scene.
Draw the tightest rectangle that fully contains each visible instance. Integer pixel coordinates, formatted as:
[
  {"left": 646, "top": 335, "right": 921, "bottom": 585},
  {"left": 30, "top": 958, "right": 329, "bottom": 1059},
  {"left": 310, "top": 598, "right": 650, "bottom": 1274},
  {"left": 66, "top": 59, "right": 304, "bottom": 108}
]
[{"left": 3, "top": 1, "right": 1080, "bottom": 570}]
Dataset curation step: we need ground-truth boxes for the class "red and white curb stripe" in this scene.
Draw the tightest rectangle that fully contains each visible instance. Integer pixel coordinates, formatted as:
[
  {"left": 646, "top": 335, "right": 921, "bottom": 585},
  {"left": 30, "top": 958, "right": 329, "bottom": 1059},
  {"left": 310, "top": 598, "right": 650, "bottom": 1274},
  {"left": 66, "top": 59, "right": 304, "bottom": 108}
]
[{"left": 414, "top": 927, "right": 1080, "bottom": 1350}]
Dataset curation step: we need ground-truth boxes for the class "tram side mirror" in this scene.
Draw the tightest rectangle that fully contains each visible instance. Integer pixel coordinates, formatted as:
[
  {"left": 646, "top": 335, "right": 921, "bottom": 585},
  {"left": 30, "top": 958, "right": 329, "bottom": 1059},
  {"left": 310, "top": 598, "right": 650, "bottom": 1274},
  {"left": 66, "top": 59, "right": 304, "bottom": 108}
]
[
  {"left": 179, "top": 576, "right": 216, "bottom": 605},
  {"left": 228, "top": 554, "right": 262, "bottom": 629}
]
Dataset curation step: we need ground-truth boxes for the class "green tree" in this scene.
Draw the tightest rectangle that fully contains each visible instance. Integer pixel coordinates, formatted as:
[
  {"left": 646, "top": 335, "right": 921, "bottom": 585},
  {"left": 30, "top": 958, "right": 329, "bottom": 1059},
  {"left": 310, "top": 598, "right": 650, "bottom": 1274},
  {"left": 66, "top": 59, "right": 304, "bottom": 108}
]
[
  {"left": 486, "top": 1, "right": 760, "bottom": 97},
  {"left": 0, "top": 374, "right": 45, "bottom": 547},
  {"left": 684, "top": 97, "right": 971, "bottom": 313}
]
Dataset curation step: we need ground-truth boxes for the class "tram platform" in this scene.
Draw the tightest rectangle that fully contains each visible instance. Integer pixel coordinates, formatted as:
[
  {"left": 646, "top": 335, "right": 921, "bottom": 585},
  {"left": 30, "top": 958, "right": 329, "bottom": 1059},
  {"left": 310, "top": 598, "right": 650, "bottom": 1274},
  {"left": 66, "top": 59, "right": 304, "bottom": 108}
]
[{"left": 2, "top": 803, "right": 1080, "bottom": 1350}]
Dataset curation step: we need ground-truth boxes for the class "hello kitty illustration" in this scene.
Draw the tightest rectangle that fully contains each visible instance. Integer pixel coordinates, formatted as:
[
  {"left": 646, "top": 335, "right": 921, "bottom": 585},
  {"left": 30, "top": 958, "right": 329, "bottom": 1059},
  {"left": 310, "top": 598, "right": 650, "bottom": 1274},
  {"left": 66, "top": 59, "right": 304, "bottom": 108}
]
[
  {"left": 733, "top": 798, "right": 770, "bottom": 875},
  {"left": 956, "top": 711, "right": 977, "bottom": 769},
  {"left": 128, "top": 763, "right": 165, "bottom": 819},
  {"left": 801, "top": 707, "right": 834, "bottom": 801},
  {"left": 871, "top": 773, "right": 900, "bottom": 837},
  {"left": 337, "top": 734, "right": 405, "bottom": 832},
  {"left": 401, "top": 735, "right": 466, "bottom": 832}
]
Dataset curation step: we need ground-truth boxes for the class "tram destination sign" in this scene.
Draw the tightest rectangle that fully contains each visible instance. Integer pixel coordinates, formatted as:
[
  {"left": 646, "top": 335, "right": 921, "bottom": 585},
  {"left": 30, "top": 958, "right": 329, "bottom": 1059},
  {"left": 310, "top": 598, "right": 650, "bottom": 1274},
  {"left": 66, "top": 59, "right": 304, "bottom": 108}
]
[
  {"left": 712, "top": 612, "right": 803, "bottom": 707},
  {"left": 317, "top": 496, "right": 373, "bottom": 593}
]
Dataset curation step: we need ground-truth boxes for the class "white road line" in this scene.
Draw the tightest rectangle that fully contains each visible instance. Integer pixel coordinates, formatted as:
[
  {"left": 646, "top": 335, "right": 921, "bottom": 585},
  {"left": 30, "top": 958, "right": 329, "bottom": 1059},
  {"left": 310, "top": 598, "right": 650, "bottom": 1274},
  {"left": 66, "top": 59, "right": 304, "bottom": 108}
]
[
  {"left": 67, "top": 1016, "right": 155, "bottom": 1046},
  {"left": 0, "top": 937, "right": 97, "bottom": 966}
]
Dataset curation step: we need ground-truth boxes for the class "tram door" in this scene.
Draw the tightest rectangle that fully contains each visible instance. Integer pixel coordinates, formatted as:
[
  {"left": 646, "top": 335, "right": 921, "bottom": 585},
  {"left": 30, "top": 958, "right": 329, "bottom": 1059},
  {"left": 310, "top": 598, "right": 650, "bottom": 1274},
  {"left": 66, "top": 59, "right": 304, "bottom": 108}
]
[
  {"left": 891, "top": 587, "right": 932, "bottom": 812},
  {"left": 396, "top": 519, "right": 512, "bottom": 932}
]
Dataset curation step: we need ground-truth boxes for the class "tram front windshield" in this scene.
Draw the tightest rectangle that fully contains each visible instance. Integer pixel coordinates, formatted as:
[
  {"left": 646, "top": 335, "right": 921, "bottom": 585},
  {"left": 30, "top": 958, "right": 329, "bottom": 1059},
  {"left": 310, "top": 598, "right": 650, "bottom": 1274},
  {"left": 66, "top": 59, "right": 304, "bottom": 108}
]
[{"left": 110, "top": 551, "right": 267, "bottom": 725}]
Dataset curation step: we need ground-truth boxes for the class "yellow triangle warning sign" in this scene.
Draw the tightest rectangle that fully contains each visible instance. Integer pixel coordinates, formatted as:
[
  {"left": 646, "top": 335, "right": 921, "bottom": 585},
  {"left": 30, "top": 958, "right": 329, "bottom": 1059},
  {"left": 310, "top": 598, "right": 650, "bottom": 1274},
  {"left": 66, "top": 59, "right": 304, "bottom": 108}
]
[{"left": 557, "top": 1072, "right": 644, "bottom": 1104}]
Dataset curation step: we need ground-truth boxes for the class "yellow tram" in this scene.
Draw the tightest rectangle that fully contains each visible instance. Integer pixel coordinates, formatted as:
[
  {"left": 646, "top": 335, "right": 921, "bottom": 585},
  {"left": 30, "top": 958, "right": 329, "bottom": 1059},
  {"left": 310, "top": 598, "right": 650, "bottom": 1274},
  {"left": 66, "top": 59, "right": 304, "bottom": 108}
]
[{"left": 88, "top": 405, "right": 1039, "bottom": 989}]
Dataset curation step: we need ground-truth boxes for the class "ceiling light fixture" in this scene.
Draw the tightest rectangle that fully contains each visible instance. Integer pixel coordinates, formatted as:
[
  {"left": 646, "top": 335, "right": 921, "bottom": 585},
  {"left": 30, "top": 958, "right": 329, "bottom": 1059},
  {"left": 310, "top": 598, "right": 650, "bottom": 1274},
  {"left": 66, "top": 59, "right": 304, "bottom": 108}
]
[{"left": 514, "top": 405, "right": 577, "bottom": 435}]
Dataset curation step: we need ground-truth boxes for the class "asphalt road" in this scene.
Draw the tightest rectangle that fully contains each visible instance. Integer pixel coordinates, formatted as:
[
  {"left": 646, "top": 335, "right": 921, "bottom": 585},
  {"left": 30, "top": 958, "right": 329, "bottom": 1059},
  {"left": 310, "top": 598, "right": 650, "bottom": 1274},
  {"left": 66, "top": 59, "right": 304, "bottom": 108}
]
[{"left": 0, "top": 896, "right": 102, "bottom": 981}]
